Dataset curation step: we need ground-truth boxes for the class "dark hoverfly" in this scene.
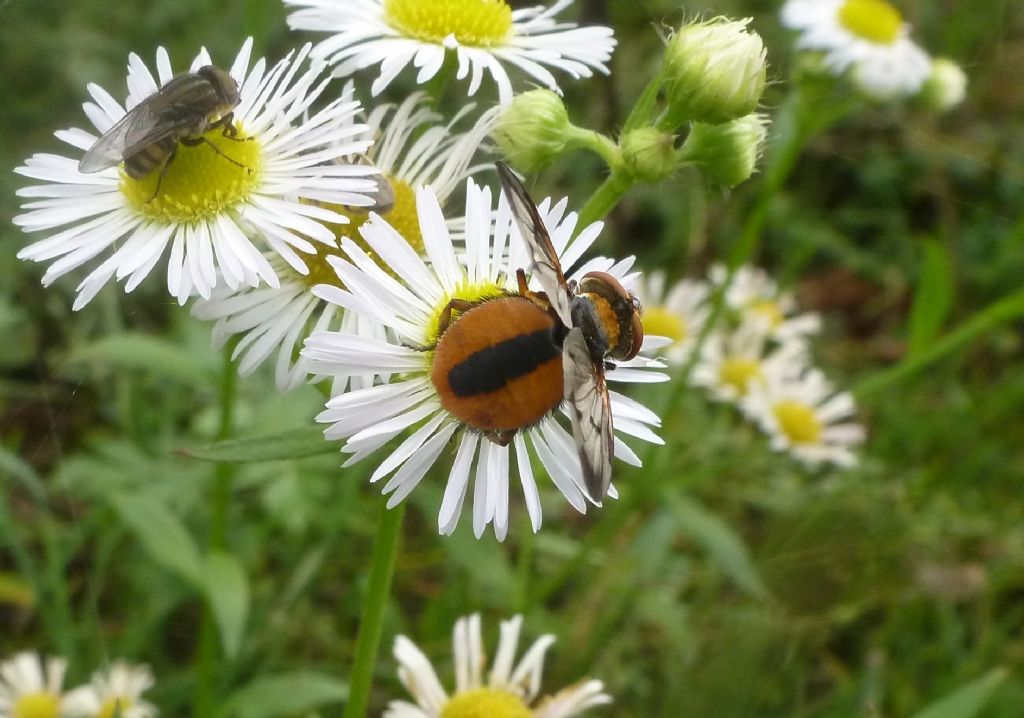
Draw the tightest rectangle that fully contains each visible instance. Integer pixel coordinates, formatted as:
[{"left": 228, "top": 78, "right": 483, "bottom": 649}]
[
  {"left": 430, "top": 163, "right": 643, "bottom": 503},
  {"left": 78, "top": 65, "right": 246, "bottom": 197}
]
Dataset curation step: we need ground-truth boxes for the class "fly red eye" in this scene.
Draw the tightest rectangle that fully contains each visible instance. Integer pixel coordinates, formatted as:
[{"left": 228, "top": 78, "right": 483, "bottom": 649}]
[{"left": 581, "top": 271, "right": 631, "bottom": 302}]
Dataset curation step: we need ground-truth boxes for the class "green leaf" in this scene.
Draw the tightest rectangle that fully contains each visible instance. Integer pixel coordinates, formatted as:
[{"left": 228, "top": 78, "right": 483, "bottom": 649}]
[
  {"left": 202, "top": 551, "right": 250, "bottom": 658},
  {"left": 909, "top": 668, "right": 1008, "bottom": 718},
  {"left": 65, "top": 333, "right": 216, "bottom": 386},
  {"left": 109, "top": 493, "right": 203, "bottom": 585},
  {"left": 909, "top": 239, "right": 955, "bottom": 355},
  {"left": 668, "top": 495, "right": 768, "bottom": 599},
  {"left": 224, "top": 672, "right": 348, "bottom": 718},
  {"left": 181, "top": 427, "right": 334, "bottom": 463}
]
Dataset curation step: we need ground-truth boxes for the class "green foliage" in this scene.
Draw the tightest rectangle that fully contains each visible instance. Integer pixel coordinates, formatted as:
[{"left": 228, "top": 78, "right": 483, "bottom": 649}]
[{"left": 1, "top": 0, "right": 1023, "bottom": 716}]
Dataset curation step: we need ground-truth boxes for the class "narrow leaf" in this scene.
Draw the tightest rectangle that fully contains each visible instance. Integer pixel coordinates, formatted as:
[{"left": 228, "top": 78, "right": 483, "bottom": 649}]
[
  {"left": 181, "top": 427, "right": 334, "bottom": 463},
  {"left": 203, "top": 551, "right": 250, "bottom": 658},
  {"left": 909, "top": 239, "right": 955, "bottom": 355},
  {"left": 109, "top": 493, "right": 203, "bottom": 585},
  {"left": 668, "top": 495, "right": 768, "bottom": 599},
  {"left": 224, "top": 672, "right": 348, "bottom": 718},
  {"left": 909, "top": 668, "right": 1008, "bottom": 718}
]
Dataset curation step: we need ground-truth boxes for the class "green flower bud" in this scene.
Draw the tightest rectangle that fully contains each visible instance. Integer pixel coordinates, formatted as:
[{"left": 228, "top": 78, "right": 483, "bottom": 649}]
[
  {"left": 662, "top": 17, "right": 767, "bottom": 127},
  {"left": 678, "top": 113, "right": 769, "bottom": 189},
  {"left": 917, "top": 58, "right": 967, "bottom": 112},
  {"left": 492, "top": 89, "right": 574, "bottom": 172},
  {"left": 620, "top": 128, "right": 678, "bottom": 182}
]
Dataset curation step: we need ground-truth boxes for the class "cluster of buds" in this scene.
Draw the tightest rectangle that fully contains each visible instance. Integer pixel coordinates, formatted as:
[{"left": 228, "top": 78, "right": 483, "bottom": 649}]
[{"left": 493, "top": 16, "right": 770, "bottom": 188}]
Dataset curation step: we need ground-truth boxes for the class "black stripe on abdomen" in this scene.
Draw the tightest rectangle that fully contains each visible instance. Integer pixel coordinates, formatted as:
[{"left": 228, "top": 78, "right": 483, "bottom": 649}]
[{"left": 448, "top": 329, "right": 559, "bottom": 398}]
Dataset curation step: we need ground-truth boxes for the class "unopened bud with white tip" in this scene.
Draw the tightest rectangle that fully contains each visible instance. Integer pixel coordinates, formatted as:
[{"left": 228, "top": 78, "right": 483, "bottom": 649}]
[
  {"left": 662, "top": 17, "right": 768, "bottom": 127},
  {"left": 678, "top": 113, "right": 769, "bottom": 189}
]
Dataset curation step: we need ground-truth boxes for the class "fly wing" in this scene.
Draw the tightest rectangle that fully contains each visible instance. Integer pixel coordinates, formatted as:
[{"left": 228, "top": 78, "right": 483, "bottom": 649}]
[
  {"left": 496, "top": 162, "right": 573, "bottom": 328},
  {"left": 563, "top": 327, "right": 614, "bottom": 503},
  {"left": 78, "top": 101, "right": 162, "bottom": 173},
  {"left": 78, "top": 73, "right": 209, "bottom": 174}
]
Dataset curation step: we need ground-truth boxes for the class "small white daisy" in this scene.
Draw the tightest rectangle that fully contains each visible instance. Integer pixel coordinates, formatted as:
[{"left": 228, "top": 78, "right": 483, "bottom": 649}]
[
  {"left": 0, "top": 653, "right": 67, "bottom": 718},
  {"left": 301, "top": 178, "right": 666, "bottom": 539},
  {"left": 690, "top": 321, "right": 807, "bottom": 405},
  {"left": 284, "top": 0, "right": 616, "bottom": 104},
  {"left": 14, "top": 38, "right": 377, "bottom": 309},
  {"left": 710, "top": 264, "right": 821, "bottom": 344},
  {"left": 632, "top": 271, "right": 709, "bottom": 366},
  {"left": 386, "top": 614, "right": 611, "bottom": 718},
  {"left": 781, "top": 0, "right": 932, "bottom": 98},
  {"left": 192, "top": 92, "right": 494, "bottom": 390},
  {"left": 64, "top": 662, "right": 156, "bottom": 718},
  {"left": 742, "top": 362, "right": 865, "bottom": 468}
]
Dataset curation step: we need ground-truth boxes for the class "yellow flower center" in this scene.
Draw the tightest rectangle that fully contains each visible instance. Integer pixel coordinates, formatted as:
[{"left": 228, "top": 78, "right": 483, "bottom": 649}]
[
  {"left": 773, "top": 400, "right": 824, "bottom": 444},
  {"left": 297, "top": 177, "right": 424, "bottom": 289},
  {"left": 440, "top": 688, "right": 532, "bottom": 718},
  {"left": 747, "top": 299, "right": 783, "bottom": 328},
  {"left": 384, "top": 0, "right": 514, "bottom": 47},
  {"left": 12, "top": 692, "right": 61, "bottom": 718},
  {"left": 121, "top": 122, "right": 262, "bottom": 224},
  {"left": 837, "top": 0, "right": 903, "bottom": 45},
  {"left": 719, "top": 357, "right": 762, "bottom": 396},
  {"left": 98, "top": 698, "right": 131, "bottom": 718},
  {"left": 642, "top": 306, "right": 687, "bottom": 344}
]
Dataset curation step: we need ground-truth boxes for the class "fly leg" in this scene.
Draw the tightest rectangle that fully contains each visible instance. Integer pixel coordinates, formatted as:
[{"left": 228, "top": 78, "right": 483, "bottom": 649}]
[
  {"left": 402, "top": 298, "right": 477, "bottom": 352},
  {"left": 146, "top": 145, "right": 178, "bottom": 204},
  {"left": 211, "top": 112, "right": 255, "bottom": 143},
  {"left": 180, "top": 134, "right": 252, "bottom": 173},
  {"left": 436, "top": 299, "right": 478, "bottom": 336},
  {"left": 484, "top": 429, "right": 515, "bottom": 447}
]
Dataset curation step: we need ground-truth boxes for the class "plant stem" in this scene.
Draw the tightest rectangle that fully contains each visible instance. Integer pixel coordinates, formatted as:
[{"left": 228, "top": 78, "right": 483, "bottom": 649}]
[
  {"left": 576, "top": 169, "right": 634, "bottom": 230},
  {"left": 343, "top": 502, "right": 405, "bottom": 718},
  {"left": 853, "top": 287, "right": 1024, "bottom": 399},
  {"left": 194, "top": 346, "right": 239, "bottom": 718}
]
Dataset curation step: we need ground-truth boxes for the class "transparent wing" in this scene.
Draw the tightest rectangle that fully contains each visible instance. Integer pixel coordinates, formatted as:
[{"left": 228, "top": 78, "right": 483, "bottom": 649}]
[
  {"left": 78, "top": 101, "right": 163, "bottom": 173},
  {"left": 563, "top": 327, "right": 614, "bottom": 503},
  {"left": 496, "top": 162, "right": 573, "bottom": 327}
]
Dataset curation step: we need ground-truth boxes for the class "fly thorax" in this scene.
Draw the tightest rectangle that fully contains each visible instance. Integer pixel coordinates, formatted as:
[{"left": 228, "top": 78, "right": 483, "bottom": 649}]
[{"left": 571, "top": 295, "right": 611, "bottom": 362}]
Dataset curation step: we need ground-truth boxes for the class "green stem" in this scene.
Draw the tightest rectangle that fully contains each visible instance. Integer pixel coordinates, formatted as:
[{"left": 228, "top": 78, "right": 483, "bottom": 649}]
[
  {"left": 853, "top": 287, "right": 1024, "bottom": 399},
  {"left": 195, "top": 346, "right": 239, "bottom": 718},
  {"left": 576, "top": 169, "right": 634, "bottom": 230},
  {"left": 343, "top": 502, "right": 405, "bottom": 718}
]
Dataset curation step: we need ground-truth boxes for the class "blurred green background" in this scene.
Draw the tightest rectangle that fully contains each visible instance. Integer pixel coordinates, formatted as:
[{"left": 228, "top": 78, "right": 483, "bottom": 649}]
[{"left": 2, "top": 0, "right": 1024, "bottom": 716}]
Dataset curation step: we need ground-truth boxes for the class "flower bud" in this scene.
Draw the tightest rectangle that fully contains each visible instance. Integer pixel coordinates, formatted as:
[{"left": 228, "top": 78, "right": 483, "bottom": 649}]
[
  {"left": 620, "top": 128, "right": 678, "bottom": 182},
  {"left": 917, "top": 58, "right": 967, "bottom": 112},
  {"left": 679, "top": 113, "right": 769, "bottom": 188},
  {"left": 662, "top": 17, "right": 767, "bottom": 127},
  {"left": 492, "top": 89, "right": 574, "bottom": 172}
]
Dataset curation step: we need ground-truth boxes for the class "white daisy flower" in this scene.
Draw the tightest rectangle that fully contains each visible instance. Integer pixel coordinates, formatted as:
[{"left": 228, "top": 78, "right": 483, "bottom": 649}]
[
  {"left": 386, "top": 614, "right": 611, "bottom": 718},
  {"left": 192, "top": 92, "right": 495, "bottom": 390},
  {"left": 710, "top": 264, "right": 821, "bottom": 344},
  {"left": 14, "top": 38, "right": 377, "bottom": 310},
  {"left": 301, "top": 178, "right": 666, "bottom": 539},
  {"left": 742, "top": 362, "right": 865, "bottom": 468},
  {"left": 632, "top": 271, "right": 709, "bottom": 366},
  {"left": 64, "top": 662, "right": 156, "bottom": 718},
  {"left": 690, "top": 321, "right": 807, "bottom": 404},
  {"left": 781, "top": 0, "right": 932, "bottom": 98},
  {"left": 284, "top": 0, "right": 616, "bottom": 105},
  {"left": 0, "top": 653, "right": 67, "bottom": 718}
]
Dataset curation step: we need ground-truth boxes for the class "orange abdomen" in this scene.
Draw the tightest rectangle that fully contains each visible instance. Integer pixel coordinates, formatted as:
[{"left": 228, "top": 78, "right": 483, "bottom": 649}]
[{"left": 432, "top": 297, "right": 563, "bottom": 432}]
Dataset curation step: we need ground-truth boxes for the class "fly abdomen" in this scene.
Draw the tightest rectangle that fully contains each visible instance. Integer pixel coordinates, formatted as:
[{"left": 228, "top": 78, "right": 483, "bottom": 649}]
[
  {"left": 432, "top": 296, "right": 564, "bottom": 432},
  {"left": 447, "top": 329, "right": 560, "bottom": 398},
  {"left": 123, "top": 136, "right": 176, "bottom": 179}
]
